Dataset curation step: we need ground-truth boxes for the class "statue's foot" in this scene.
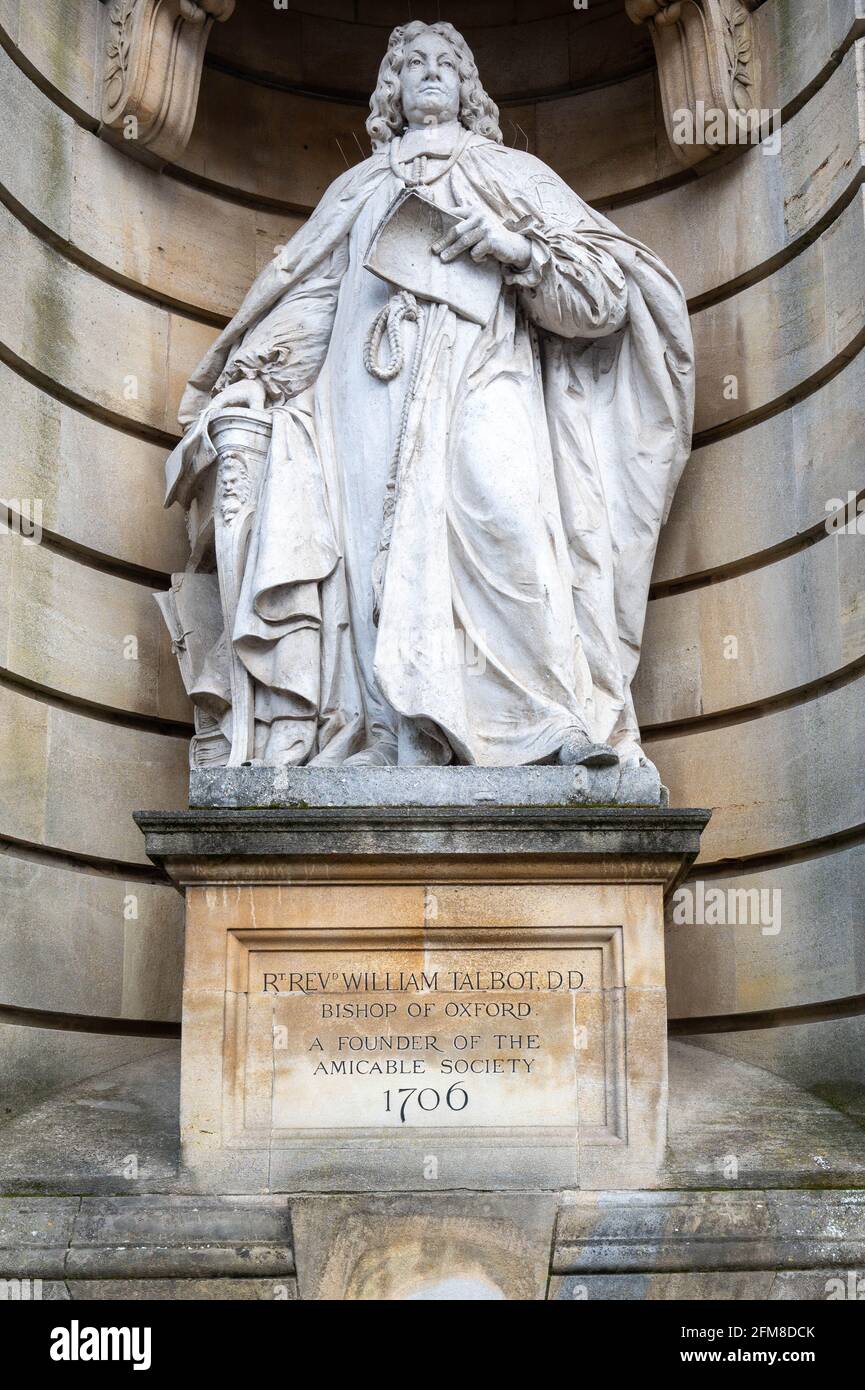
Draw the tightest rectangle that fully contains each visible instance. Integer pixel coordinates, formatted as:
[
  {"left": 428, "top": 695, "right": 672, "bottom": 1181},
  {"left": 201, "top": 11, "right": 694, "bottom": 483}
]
[
  {"left": 614, "top": 739, "right": 656, "bottom": 774},
  {"left": 260, "top": 719, "right": 315, "bottom": 766},
  {"left": 343, "top": 742, "right": 398, "bottom": 768},
  {"left": 557, "top": 730, "right": 619, "bottom": 768}
]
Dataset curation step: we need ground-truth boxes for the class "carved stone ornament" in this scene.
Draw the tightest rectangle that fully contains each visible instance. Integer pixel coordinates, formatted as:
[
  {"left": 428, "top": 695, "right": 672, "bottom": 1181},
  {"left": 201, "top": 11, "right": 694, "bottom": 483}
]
[
  {"left": 102, "top": 0, "right": 235, "bottom": 163},
  {"left": 626, "top": 0, "right": 760, "bottom": 168}
]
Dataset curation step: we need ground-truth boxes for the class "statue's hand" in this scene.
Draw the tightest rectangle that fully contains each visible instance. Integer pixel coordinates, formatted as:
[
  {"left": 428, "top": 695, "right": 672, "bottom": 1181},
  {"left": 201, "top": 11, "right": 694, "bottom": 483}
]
[
  {"left": 209, "top": 377, "right": 267, "bottom": 412},
  {"left": 432, "top": 205, "right": 532, "bottom": 271}
]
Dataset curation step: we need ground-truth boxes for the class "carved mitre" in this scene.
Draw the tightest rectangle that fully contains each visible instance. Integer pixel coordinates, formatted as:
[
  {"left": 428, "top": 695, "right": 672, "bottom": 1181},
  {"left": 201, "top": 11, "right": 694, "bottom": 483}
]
[
  {"left": 627, "top": 0, "right": 760, "bottom": 168},
  {"left": 102, "top": 0, "right": 235, "bottom": 163}
]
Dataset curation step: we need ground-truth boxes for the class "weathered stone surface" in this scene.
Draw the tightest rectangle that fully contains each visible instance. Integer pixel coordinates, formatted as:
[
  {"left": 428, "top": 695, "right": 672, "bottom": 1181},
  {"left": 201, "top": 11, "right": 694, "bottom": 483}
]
[
  {"left": 693, "top": 1015, "right": 865, "bottom": 1118},
  {"left": 0, "top": 35, "right": 73, "bottom": 239},
  {"left": 666, "top": 845, "right": 865, "bottom": 1018},
  {"left": 691, "top": 188, "right": 865, "bottom": 436},
  {"left": 0, "top": 1197, "right": 79, "bottom": 1278},
  {"left": 0, "top": 1041, "right": 180, "bottom": 1186},
  {"left": 180, "top": 0, "right": 864, "bottom": 211},
  {"left": 637, "top": 530, "right": 864, "bottom": 726},
  {"left": 138, "top": 805, "right": 708, "bottom": 873},
  {"left": 290, "top": 1193, "right": 556, "bottom": 1300},
  {"left": 38, "top": 0, "right": 858, "bottom": 148},
  {"left": 4, "top": 0, "right": 859, "bottom": 217},
  {"left": 647, "top": 675, "right": 865, "bottom": 863},
  {"left": 181, "top": 69, "right": 666, "bottom": 212},
  {"left": 183, "top": 71, "right": 377, "bottom": 212},
  {"left": 190, "top": 763, "right": 666, "bottom": 810},
  {"left": 0, "top": 42, "right": 301, "bottom": 321},
  {"left": 539, "top": 71, "right": 675, "bottom": 203},
  {"left": 4, "top": 0, "right": 100, "bottom": 119},
  {"left": 0, "top": 854, "right": 183, "bottom": 1020},
  {"left": 69, "top": 125, "right": 300, "bottom": 319},
  {"left": 6, "top": 25, "right": 864, "bottom": 414},
  {"left": 5, "top": 1034, "right": 863, "bottom": 1199},
  {"left": 0, "top": 684, "right": 187, "bottom": 864},
  {"left": 67, "top": 1195, "right": 293, "bottom": 1279},
  {"left": 656, "top": 346, "right": 865, "bottom": 584},
  {"left": 0, "top": 364, "right": 187, "bottom": 575},
  {"left": 549, "top": 1269, "right": 865, "bottom": 1299},
  {"left": 665, "top": 1040, "right": 865, "bottom": 1189},
  {"left": 553, "top": 1187, "right": 865, "bottom": 1273},
  {"left": 0, "top": 1194, "right": 294, "bottom": 1281},
  {"left": 0, "top": 1, "right": 16, "bottom": 46},
  {"left": 0, "top": 1026, "right": 174, "bottom": 1133},
  {"left": 613, "top": 40, "right": 865, "bottom": 299},
  {"left": 6, "top": 120, "right": 862, "bottom": 483},
  {"left": 4, "top": 1129, "right": 865, "bottom": 1293},
  {"left": 0, "top": 532, "right": 190, "bottom": 722},
  {"left": 762, "top": 0, "right": 865, "bottom": 115},
  {"left": 68, "top": 1277, "right": 296, "bottom": 1299},
  {"left": 0, "top": 199, "right": 216, "bottom": 436},
  {"left": 100, "top": 0, "right": 235, "bottom": 166},
  {"left": 7, "top": 20, "right": 862, "bottom": 462},
  {"left": 183, "top": 65, "right": 671, "bottom": 213}
]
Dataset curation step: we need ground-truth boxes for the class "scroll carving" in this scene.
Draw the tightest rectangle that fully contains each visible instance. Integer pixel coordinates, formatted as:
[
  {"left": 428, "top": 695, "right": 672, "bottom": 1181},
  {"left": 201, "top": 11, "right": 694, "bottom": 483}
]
[
  {"left": 102, "top": 0, "right": 235, "bottom": 163},
  {"left": 626, "top": 0, "right": 760, "bottom": 168}
]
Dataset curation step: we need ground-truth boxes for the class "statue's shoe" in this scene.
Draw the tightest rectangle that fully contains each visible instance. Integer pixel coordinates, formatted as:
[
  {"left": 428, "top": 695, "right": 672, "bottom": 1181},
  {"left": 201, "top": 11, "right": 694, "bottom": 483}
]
[
  {"left": 342, "top": 743, "right": 398, "bottom": 767},
  {"left": 613, "top": 739, "right": 656, "bottom": 774},
  {"left": 557, "top": 731, "right": 619, "bottom": 768}
]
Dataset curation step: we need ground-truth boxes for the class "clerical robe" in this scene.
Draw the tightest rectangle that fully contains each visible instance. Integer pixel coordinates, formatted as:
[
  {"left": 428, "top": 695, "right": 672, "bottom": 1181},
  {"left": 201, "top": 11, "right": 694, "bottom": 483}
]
[{"left": 167, "top": 130, "right": 694, "bottom": 768}]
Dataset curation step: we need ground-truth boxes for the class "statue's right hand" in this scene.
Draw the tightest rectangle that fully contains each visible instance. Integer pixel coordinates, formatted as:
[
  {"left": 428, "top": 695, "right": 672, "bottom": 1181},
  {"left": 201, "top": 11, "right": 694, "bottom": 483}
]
[{"left": 209, "top": 377, "right": 267, "bottom": 412}]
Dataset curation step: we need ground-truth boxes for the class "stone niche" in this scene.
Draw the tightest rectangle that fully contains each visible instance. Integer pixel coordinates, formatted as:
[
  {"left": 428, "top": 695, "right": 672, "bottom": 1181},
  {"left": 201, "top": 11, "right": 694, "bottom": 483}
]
[{"left": 137, "top": 781, "right": 708, "bottom": 1197}]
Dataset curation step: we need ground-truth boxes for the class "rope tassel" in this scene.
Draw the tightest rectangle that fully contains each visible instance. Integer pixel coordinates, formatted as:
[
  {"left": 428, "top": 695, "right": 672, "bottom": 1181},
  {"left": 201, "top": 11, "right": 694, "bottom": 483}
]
[{"left": 363, "top": 290, "right": 421, "bottom": 381}]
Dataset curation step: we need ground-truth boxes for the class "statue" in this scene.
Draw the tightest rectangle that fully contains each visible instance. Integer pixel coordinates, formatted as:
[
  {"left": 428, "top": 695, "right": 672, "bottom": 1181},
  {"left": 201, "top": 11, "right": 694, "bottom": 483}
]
[{"left": 160, "top": 20, "right": 694, "bottom": 780}]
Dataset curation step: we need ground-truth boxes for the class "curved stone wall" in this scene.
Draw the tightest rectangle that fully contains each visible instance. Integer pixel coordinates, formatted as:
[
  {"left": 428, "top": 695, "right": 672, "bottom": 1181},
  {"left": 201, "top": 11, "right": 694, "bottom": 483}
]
[{"left": 1, "top": 0, "right": 863, "bottom": 1107}]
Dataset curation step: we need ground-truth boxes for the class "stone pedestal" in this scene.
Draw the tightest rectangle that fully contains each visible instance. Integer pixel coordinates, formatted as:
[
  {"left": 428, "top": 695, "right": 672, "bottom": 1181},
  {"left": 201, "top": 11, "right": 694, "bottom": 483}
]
[{"left": 137, "top": 774, "right": 707, "bottom": 1200}]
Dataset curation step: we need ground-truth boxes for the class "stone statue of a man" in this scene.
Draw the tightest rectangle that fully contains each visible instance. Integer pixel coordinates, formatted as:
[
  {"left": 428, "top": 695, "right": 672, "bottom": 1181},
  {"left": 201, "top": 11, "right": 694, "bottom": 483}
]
[{"left": 163, "top": 20, "right": 694, "bottom": 776}]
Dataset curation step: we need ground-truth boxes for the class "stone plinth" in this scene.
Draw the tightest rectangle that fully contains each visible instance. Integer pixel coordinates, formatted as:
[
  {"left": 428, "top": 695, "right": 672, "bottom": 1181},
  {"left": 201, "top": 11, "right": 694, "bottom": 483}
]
[
  {"left": 188, "top": 761, "right": 668, "bottom": 809},
  {"left": 136, "top": 784, "right": 707, "bottom": 1195}
]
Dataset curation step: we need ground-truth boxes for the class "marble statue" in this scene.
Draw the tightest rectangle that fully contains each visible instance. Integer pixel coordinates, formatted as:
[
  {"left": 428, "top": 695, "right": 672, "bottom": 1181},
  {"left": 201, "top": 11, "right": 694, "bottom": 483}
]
[{"left": 161, "top": 20, "right": 694, "bottom": 776}]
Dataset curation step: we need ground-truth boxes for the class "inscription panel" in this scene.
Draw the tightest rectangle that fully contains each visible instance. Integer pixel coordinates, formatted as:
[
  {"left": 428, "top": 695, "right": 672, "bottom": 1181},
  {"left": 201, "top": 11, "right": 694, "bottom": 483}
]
[{"left": 220, "top": 927, "right": 626, "bottom": 1187}]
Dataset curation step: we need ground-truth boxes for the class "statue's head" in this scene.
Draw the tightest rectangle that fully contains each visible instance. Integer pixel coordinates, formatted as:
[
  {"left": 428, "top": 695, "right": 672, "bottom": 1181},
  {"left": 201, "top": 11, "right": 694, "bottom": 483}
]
[{"left": 367, "top": 21, "right": 502, "bottom": 150}]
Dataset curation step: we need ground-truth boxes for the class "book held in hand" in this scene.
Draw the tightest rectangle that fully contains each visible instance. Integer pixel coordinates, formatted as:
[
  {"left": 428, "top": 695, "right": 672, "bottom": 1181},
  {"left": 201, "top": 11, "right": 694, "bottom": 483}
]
[{"left": 364, "top": 189, "right": 502, "bottom": 327}]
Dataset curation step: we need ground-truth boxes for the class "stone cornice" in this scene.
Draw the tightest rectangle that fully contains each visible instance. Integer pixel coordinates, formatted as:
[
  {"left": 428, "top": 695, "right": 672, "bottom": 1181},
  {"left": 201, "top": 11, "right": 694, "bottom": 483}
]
[{"left": 135, "top": 804, "right": 710, "bottom": 892}]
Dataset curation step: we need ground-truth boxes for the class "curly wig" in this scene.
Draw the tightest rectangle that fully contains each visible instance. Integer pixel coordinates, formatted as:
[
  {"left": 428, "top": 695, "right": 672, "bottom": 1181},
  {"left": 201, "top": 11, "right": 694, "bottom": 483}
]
[{"left": 366, "top": 21, "right": 502, "bottom": 151}]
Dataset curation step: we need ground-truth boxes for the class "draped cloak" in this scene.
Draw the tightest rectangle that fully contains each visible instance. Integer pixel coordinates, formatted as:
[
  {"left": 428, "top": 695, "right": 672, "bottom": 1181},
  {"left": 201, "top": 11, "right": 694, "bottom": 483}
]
[{"left": 166, "top": 133, "right": 694, "bottom": 768}]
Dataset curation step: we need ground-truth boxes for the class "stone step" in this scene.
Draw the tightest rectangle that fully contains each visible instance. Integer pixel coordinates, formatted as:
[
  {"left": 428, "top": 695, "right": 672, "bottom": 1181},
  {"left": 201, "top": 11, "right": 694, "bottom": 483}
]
[
  {"left": 555, "top": 1189, "right": 865, "bottom": 1274},
  {"left": 0, "top": 1196, "right": 294, "bottom": 1283},
  {"left": 2, "top": 1189, "right": 864, "bottom": 1299}
]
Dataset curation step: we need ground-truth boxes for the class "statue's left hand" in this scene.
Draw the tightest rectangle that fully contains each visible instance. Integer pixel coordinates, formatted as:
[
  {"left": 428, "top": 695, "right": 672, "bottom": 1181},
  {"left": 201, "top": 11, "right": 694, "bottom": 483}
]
[
  {"left": 209, "top": 378, "right": 267, "bottom": 412},
  {"left": 432, "top": 206, "right": 532, "bottom": 271}
]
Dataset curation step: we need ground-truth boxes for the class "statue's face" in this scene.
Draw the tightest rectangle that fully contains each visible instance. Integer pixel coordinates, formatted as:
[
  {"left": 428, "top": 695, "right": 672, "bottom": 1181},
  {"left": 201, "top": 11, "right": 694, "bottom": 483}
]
[{"left": 399, "top": 30, "right": 461, "bottom": 128}]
